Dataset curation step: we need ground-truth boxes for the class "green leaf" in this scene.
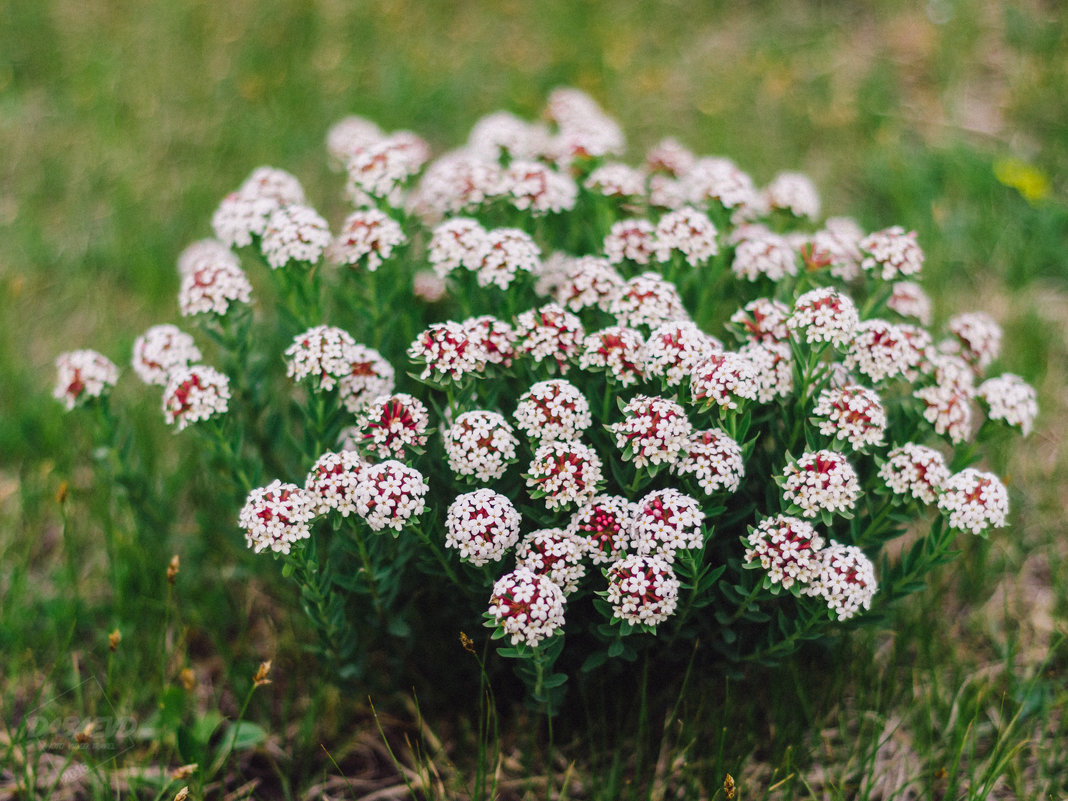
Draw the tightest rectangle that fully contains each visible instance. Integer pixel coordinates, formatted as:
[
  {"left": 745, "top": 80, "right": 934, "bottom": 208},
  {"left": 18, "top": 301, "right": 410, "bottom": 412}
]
[{"left": 215, "top": 721, "right": 268, "bottom": 756}]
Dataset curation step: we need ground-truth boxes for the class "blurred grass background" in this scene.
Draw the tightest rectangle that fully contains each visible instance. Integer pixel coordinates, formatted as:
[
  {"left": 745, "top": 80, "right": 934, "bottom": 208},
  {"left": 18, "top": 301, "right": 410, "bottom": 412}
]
[{"left": 2, "top": 0, "right": 1067, "bottom": 797}]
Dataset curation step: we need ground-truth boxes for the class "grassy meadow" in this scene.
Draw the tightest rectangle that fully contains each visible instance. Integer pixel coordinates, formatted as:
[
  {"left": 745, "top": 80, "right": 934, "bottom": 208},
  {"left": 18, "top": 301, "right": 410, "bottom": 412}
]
[{"left": 2, "top": 0, "right": 1067, "bottom": 798}]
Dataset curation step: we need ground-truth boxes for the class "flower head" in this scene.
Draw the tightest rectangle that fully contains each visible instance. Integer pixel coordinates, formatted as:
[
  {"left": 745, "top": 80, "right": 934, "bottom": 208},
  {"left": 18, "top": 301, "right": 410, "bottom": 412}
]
[
  {"left": 487, "top": 567, "right": 566, "bottom": 647},
  {"left": 937, "top": 468, "right": 1009, "bottom": 535},
  {"left": 54, "top": 350, "right": 120, "bottom": 410},
  {"left": 443, "top": 410, "right": 520, "bottom": 481},
  {"left": 763, "top": 172, "right": 820, "bottom": 219},
  {"left": 610, "top": 273, "right": 688, "bottom": 332},
  {"left": 728, "top": 298, "right": 791, "bottom": 344},
  {"left": 211, "top": 191, "right": 280, "bottom": 249},
  {"left": 641, "top": 321, "right": 721, "bottom": 387},
  {"left": 554, "top": 256, "right": 625, "bottom": 314},
  {"left": 178, "top": 251, "right": 253, "bottom": 317},
  {"left": 304, "top": 450, "right": 370, "bottom": 517},
  {"left": 946, "top": 312, "right": 1002, "bottom": 373},
  {"left": 803, "top": 219, "right": 864, "bottom": 281},
  {"left": 502, "top": 160, "right": 578, "bottom": 215},
  {"left": 514, "top": 379, "right": 592, "bottom": 442},
  {"left": 353, "top": 393, "right": 430, "bottom": 461},
  {"left": 260, "top": 204, "right": 332, "bottom": 269},
  {"left": 462, "top": 316, "right": 517, "bottom": 369},
  {"left": 811, "top": 385, "right": 887, "bottom": 450},
  {"left": 739, "top": 341, "right": 794, "bottom": 402},
  {"left": 845, "top": 319, "right": 915, "bottom": 384},
  {"left": 409, "top": 152, "right": 503, "bottom": 220},
  {"left": 887, "top": 281, "right": 933, "bottom": 325},
  {"left": 878, "top": 443, "right": 949, "bottom": 505},
  {"left": 860, "top": 226, "right": 924, "bottom": 281},
  {"left": 239, "top": 480, "right": 317, "bottom": 554},
  {"left": 345, "top": 131, "right": 430, "bottom": 207},
  {"left": 584, "top": 162, "right": 647, "bottom": 198},
  {"left": 781, "top": 450, "right": 861, "bottom": 519},
  {"left": 526, "top": 439, "right": 604, "bottom": 510},
  {"left": 516, "top": 528, "right": 587, "bottom": 595},
  {"left": 803, "top": 541, "right": 877, "bottom": 620},
  {"left": 162, "top": 365, "right": 230, "bottom": 430},
  {"left": 631, "top": 488, "right": 704, "bottom": 562},
  {"left": 611, "top": 395, "right": 693, "bottom": 469},
  {"left": 689, "top": 351, "right": 760, "bottom": 411},
  {"left": 569, "top": 495, "right": 634, "bottom": 564},
  {"left": 131, "top": 325, "right": 202, "bottom": 386},
  {"left": 329, "top": 209, "right": 406, "bottom": 272},
  {"left": 428, "top": 217, "right": 490, "bottom": 277},
  {"left": 468, "top": 111, "right": 551, "bottom": 161},
  {"left": 977, "top": 373, "right": 1038, "bottom": 435},
  {"left": 285, "top": 325, "right": 357, "bottom": 392},
  {"left": 654, "top": 207, "right": 719, "bottom": 267},
  {"left": 578, "top": 326, "right": 646, "bottom": 386},
  {"left": 679, "top": 157, "right": 758, "bottom": 211},
  {"left": 408, "top": 321, "right": 487, "bottom": 382},
  {"left": 744, "top": 515, "right": 825, "bottom": 590},
  {"left": 354, "top": 460, "right": 429, "bottom": 532},
  {"left": 731, "top": 232, "right": 798, "bottom": 282},
  {"left": 914, "top": 381, "right": 974, "bottom": 444},
  {"left": 787, "top": 288, "right": 859, "bottom": 348},
  {"left": 605, "top": 554, "right": 680, "bottom": 628},
  {"left": 445, "top": 489, "right": 521, "bottom": 565},
  {"left": 603, "top": 219, "right": 657, "bottom": 266},
  {"left": 326, "top": 115, "right": 384, "bottom": 168},
  {"left": 476, "top": 228, "right": 541, "bottom": 289},
  {"left": 513, "top": 303, "right": 584, "bottom": 370},
  {"left": 645, "top": 137, "right": 696, "bottom": 177},
  {"left": 673, "top": 428, "right": 745, "bottom": 495}
]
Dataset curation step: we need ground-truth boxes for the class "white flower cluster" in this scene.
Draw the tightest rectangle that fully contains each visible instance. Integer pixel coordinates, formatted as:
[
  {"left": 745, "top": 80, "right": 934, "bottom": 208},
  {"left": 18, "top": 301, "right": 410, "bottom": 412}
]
[
  {"left": 260, "top": 204, "right": 333, "bottom": 269},
  {"left": 513, "top": 379, "right": 592, "bottom": 441},
  {"left": 353, "top": 393, "right": 430, "bottom": 461},
  {"left": 947, "top": 311, "right": 1002, "bottom": 372},
  {"left": 860, "top": 226, "right": 924, "bottom": 281},
  {"left": 804, "top": 218, "right": 863, "bottom": 281},
  {"left": 503, "top": 160, "right": 578, "bottom": 215},
  {"left": 525, "top": 439, "right": 604, "bottom": 510},
  {"left": 428, "top": 217, "right": 490, "bottom": 276},
  {"left": 878, "top": 443, "right": 949, "bottom": 505},
  {"left": 516, "top": 528, "right": 587, "bottom": 595},
  {"left": 584, "top": 162, "right": 646, "bottom": 198},
  {"left": 781, "top": 450, "right": 861, "bottom": 519},
  {"left": 845, "top": 319, "right": 916, "bottom": 384},
  {"left": 53, "top": 350, "right": 120, "bottom": 410},
  {"left": 610, "top": 273, "right": 688, "bottom": 331},
  {"left": 887, "top": 281, "right": 932, "bottom": 325},
  {"left": 729, "top": 298, "right": 790, "bottom": 344},
  {"left": 354, "top": 460, "right": 429, "bottom": 532},
  {"left": 239, "top": 479, "right": 317, "bottom": 554},
  {"left": 731, "top": 231, "right": 798, "bottom": 282},
  {"left": 487, "top": 567, "right": 566, "bottom": 647},
  {"left": 284, "top": 325, "right": 357, "bottom": 392},
  {"left": 212, "top": 167, "right": 305, "bottom": 248},
  {"left": 568, "top": 495, "right": 634, "bottom": 564},
  {"left": 673, "top": 428, "right": 745, "bottom": 495},
  {"left": 744, "top": 514, "right": 825, "bottom": 590},
  {"left": 162, "top": 365, "right": 231, "bottom": 430},
  {"left": 330, "top": 209, "right": 406, "bottom": 272},
  {"left": 578, "top": 326, "right": 646, "bottom": 386},
  {"left": 610, "top": 395, "right": 692, "bottom": 469},
  {"left": 408, "top": 321, "right": 487, "bottom": 382},
  {"left": 763, "top": 171, "right": 821, "bottom": 219},
  {"left": 605, "top": 554, "right": 680, "bottom": 628},
  {"left": 740, "top": 341, "right": 794, "bottom": 402},
  {"left": 478, "top": 227, "right": 542, "bottom": 289},
  {"left": 653, "top": 207, "right": 719, "bottom": 266},
  {"left": 554, "top": 256, "right": 625, "bottom": 314},
  {"left": 514, "top": 303, "right": 584, "bottom": 369},
  {"left": 443, "top": 410, "right": 519, "bottom": 481},
  {"left": 690, "top": 351, "right": 759, "bottom": 411},
  {"left": 937, "top": 468, "right": 1009, "bottom": 535},
  {"left": 812, "top": 385, "right": 887, "bottom": 450},
  {"left": 178, "top": 242, "right": 253, "bottom": 317},
  {"left": 445, "top": 489, "right": 521, "bottom": 565},
  {"left": 631, "top": 488, "right": 704, "bottom": 562},
  {"left": 603, "top": 219, "right": 657, "bottom": 265},
  {"left": 977, "top": 373, "right": 1038, "bottom": 435},
  {"left": 304, "top": 450, "right": 369, "bottom": 517},
  {"left": 132, "top": 325, "right": 202, "bottom": 386},
  {"left": 803, "top": 541, "right": 878, "bottom": 620},
  {"left": 338, "top": 345, "right": 396, "bottom": 413},
  {"left": 788, "top": 288, "right": 859, "bottom": 348},
  {"left": 463, "top": 316, "right": 516, "bottom": 368},
  {"left": 345, "top": 131, "right": 430, "bottom": 208}
]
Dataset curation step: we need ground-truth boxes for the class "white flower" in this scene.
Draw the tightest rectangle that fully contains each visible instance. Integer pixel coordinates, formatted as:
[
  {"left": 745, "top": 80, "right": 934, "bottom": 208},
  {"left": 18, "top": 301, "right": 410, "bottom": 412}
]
[
  {"left": 178, "top": 253, "right": 253, "bottom": 317},
  {"left": 445, "top": 489, "right": 521, "bottom": 565},
  {"left": 585, "top": 162, "right": 647, "bottom": 198},
  {"left": 477, "top": 228, "right": 541, "bottom": 289},
  {"left": 487, "top": 567, "right": 566, "bottom": 647},
  {"left": 844, "top": 319, "right": 913, "bottom": 384},
  {"left": 803, "top": 541, "right": 877, "bottom": 620},
  {"left": 878, "top": 443, "right": 949, "bottom": 505},
  {"left": 514, "top": 379, "right": 592, "bottom": 442},
  {"left": 610, "top": 273, "right": 688, "bottom": 332},
  {"left": 428, "top": 218, "right": 489, "bottom": 277},
  {"left": 338, "top": 345, "right": 396, "bottom": 413},
  {"left": 514, "top": 303, "right": 584, "bottom": 370},
  {"left": 937, "top": 468, "right": 1009, "bottom": 535},
  {"left": 781, "top": 450, "right": 861, "bottom": 519},
  {"left": 603, "top": 219, "right": 657, "bottom": 266},
  {"left": 731, "top": 232, "right": 798, "bottom": 282},
  {"left": 763, "top": 172, "right": 820, "bottom": 219},
  {"left": 354, "top": 460, "right": 429, "bottom": 532},
  {"left": 345, "top": 131, "right": 430, "bottom": 207},
  {"left": 468, "top": 111, "right": 551, "bottom": 161},
  {"left": 304, "top": 450, "right": 370, "bottom": 517},
  {"left": 690, "top": 351, "right": 760, "bottom": 411},
  {"left": 811, "top": 385, "right": 887, "bottom": 450},
  {"left": 326, "top": 116, "right": 384, "bottom": 169},
  {"left": 284, "top": 325, "right": 357, "bottom": 392},
  {"left": 408, "top": 321, "right": 487, "bottom": 382},
  {"left": 946, "top": 312, "right": 1002, "bottom": 373},
  {"left": 554, "top": 256, "right": 625, "bottom": 314},
  {"left": 260, "top": 204, "right": 332, "bottom": 269},
  {"left": 739, "top": 341, "right": 794, "bottom": 402},
  {"left": 672, "top": 428, "right": 745, "bottom": 495},
  {"left": 502, "top": 160, "right": 578, "bottom": 215},
  {"left": 860, "top": 226, "right": 924, "bottom": 281},
  {"left": 578, "top": 326, "right": 646, "bottom": 386},
  {"left": 462, "top": 316, "right": 517, "bottom": 368},
  {"left": 679, "top": 156, "right": 758, "bottom": 211},
  {"left": 569, "top": 495, "right": 634, "bottom": 564},
  {"left": 330, "top": 209, "right": 406, "bottom": 271},
  {"left": 641, "top": 321, "right": 721, "bottom": 387},
  {"left": 352, "top": 393, "right": 430, "bottom": 461},
  {"left": 744, "top": 515, "right": 824, "bottom": 590},
  {"left": 654, "top": 207, "right": 719, "bottom": 267},
  {"left": 53, "top": 350, "right": 120, "bottom": 410},
  {"left": 443, "top": 410, "right": 519, "bottom": 481},
  {"left": 211, "top": 191, "right": 279, "bottom": 248},
  {"left": 610, "top": 395, "right": 692, "bottom": 469},
  {"left": 788, "top": 288, "right": 859, "bottom": 348},
  {"left": 605, "top": 554, "right": 680, "bottom": 628},
  {"left": 631, "top": 488, "right": 704, "bottom": 563},
  {"left": 977, "top": 373, "right": 1038, "bottom": 435},
  {"left": 131, "top": 325, "right": 201, "bottom": 386},
  {"left": 526, "top": 439, "right": 604, "bottom": 511},
  {"left": 887, "top": 281, "right": 933, "bottom": 325},
  {"left": 239, "top": 480, "right": 317, "bottom": 555},
  {"left": 162, "top": 365, "right": 230, "bottom": 430}
]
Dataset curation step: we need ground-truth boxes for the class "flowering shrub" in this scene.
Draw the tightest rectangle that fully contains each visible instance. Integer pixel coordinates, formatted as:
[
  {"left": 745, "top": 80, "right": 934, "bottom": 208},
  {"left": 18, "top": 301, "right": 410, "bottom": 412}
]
[{"left": 57, "top": 90, "right": 1036, "bottom": 708}]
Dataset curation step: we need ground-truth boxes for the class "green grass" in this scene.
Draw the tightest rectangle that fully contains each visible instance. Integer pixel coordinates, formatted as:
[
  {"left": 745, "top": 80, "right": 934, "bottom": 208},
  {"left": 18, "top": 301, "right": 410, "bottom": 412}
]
[{"left": 2, "top": 0, "right": 1067, "bottom": 798}]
